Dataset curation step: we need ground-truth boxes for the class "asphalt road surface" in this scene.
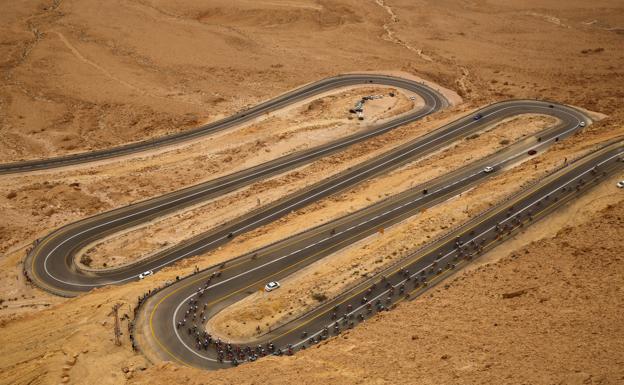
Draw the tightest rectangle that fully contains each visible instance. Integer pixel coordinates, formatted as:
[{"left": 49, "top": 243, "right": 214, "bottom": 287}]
[
  {"left": 0, "top": 74, "right": 446, "bottom": 174},
  {"left": 24, "top": 74, "right": 449, "bottom": 297},
  {"left": 138, "top": 141, "right": 623, "bottom": 369},
  {"left": 11, "top": 74, "right": 622, "bottom": 370},
  {"left": 26, "top": 99, "right": 590, "bottom": 297}
]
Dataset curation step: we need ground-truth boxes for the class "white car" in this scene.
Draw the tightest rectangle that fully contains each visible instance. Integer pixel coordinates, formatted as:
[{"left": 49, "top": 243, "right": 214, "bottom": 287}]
[
  {"left": 617, "top": 181, "right": 624, "bottom": 189},
  {"left": 483, "top": 166, "right": 494, "bottom": 173},
  {"left": 579, "top": 121, "right": 586, "bottom": 127},
  {"left": 265, "top": 281, "right": 280, "bottom": 292},
  {"left": 139, "top": 270, "right": 153, "bottom": 279}
]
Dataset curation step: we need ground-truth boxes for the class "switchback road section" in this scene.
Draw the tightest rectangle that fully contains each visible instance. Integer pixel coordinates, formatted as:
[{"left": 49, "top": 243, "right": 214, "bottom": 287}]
[
  {"left": 26, "top": 99, "right": 586, "bottom": 297},
  {"left": 0, "top": 74, "right": 446, "bottom": 174},
  {"left": 137, "top": 140, "right": 623, "bottom": 369},
  {"left": 16, "top": 73, "right": 622, "bottom": 371}
]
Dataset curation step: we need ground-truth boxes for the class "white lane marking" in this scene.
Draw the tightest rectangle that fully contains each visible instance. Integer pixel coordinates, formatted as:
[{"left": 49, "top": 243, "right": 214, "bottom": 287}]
[
  {"left": 233, "top": 104, "right": 579, "bottom": 234},
  {"left": 41, "top": 101, "right": 579, "bottom": 288},
  {"left": 290, "top": 150, "right": 624, "bottom": 349},
  {"left": 169, "top": 148, "right": 622, "bottom": 360},
  {"left": 40, "top": 85, "right": 439, "bottom": 286},
  {"left": 7, "top": 76, "right": 413, "bottom": 172}
]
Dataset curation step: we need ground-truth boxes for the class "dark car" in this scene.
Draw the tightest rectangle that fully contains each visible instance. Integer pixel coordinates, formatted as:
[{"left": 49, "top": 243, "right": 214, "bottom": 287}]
[{"left": 473, "top": 114, "right": 483, "bottom": 120}]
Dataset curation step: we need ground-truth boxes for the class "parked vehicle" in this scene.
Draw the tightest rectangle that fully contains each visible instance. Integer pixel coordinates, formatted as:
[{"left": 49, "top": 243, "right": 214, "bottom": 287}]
[
  {"left": 139, "top": 270, "right": 153, "bottom": 279},
  {"left": 265, "top": 281, "right": 281, "bottom": 292}
]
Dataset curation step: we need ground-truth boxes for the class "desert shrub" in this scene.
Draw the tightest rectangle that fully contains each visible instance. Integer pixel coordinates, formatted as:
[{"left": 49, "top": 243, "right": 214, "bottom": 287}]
[
  {"left": 80, "top": 254, "right": 93, "bottom": 267},
  {"left": 311, "top": 292, "right": 327, "bottom": 302}
]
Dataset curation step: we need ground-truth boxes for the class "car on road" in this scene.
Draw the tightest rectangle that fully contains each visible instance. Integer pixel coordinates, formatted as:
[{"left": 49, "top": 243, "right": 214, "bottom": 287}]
[
  {"left": 617, "top": 181, "right": 624, "bottom": 189},
  {"left": 265, "top": 281, "right": 280, "bottom": 292},
  {"left": 474, "top": 114, "right": 483, "bottom": 120},
  {"left": 139, "top": 270, "right": 153, "bottom": 279},
  {"left": 483, "top": 166, "right": 494, "bottom": 173},
  {"left": 579, "top": 121, "right": 586, "bottom": 127}
]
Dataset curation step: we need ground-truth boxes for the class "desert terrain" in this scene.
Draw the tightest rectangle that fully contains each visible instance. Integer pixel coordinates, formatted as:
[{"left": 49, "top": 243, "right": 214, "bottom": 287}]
[{"left": 1, "top": 0, "right": 623, "bottom": 384}]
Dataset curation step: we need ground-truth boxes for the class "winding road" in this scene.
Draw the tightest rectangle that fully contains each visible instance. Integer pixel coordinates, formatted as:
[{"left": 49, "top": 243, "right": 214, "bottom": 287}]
[
  {"left": 12, "top": 74, "right": 623, "bottom": 369},
  {"left": 1, "top": 74, "right": 445, "bottom": 174},
  {"left": 24, "top": 74, "right": 447, "bottom": 297},
  {"left": 137, "top": 142, "right": 623, "bottom": 368}
]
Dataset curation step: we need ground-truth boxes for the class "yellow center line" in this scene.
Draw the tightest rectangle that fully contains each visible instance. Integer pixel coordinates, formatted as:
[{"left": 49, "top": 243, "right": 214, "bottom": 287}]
[
  {"left": 29, "top": 130, "right": 622, "bottom": 366},
  {"left": 147, "top": 150, "right": 617, "bottom": 362},
  {"left": 148, "top": 183, "right": 477, "bottom": 360},
  {"left": 265, "top": 172, "right": 612, "bottom": 342},
  {"left": 30, "top": 123, "right": 616, "bottom": 296}
]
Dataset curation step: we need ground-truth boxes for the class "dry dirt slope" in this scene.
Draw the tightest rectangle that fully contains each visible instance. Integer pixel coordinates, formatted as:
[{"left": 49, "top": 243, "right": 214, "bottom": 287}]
[
  {"left": 129, "top": 198, "right": 624, "bottom": 385},
  {"left": 1, "top": 0, "right": 623, "bottom": 161},
  {"left": 0, "top": 0, "right": 624, "bottom": 384}
]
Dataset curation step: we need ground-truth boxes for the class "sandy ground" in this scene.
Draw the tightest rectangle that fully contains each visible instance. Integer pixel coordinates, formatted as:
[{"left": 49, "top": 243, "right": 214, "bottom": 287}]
[
  {"left": 1, "top": 0, "right": 624, "bottom": 384},
  {"left": 202, "top": 116, "right": 612, "bottom": 342},
  {"left": 0, "top": 0, "right": 430, "bottom": 162},
  {"left": 4, "top": 0, "right": 620, "bottom": 162},
  {"left": 0, "top": 85, "right": 418, "bottom": 257},
  {"left": 0, "top": 170, "right": 621, "bottom": 385},
  {"left": 79, "top": 114, "right": 550, "bottom": 270},
  {"left": 72, "top": 86, "right": 416, "bottom": 269},
  {"left": 131, "top": 192, "right": 624, "bottom": 385}
]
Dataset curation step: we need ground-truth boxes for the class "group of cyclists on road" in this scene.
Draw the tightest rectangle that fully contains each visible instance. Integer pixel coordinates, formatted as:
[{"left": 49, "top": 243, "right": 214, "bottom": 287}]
[
  {"left": 173, "top": 254, "right": 468, "bottom": 366},
  {"left": 133, "top": 186, "right": 591, "bottom": 366}
]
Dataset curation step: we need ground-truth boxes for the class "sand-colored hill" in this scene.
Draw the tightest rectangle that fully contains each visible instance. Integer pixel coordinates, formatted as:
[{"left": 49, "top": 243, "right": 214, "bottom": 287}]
[
  {"left": 131, "top": 194, "right": 624, "bottom": 385},
  {"left": 1, "top": 0, "right": 623, "bottom": 384}
]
